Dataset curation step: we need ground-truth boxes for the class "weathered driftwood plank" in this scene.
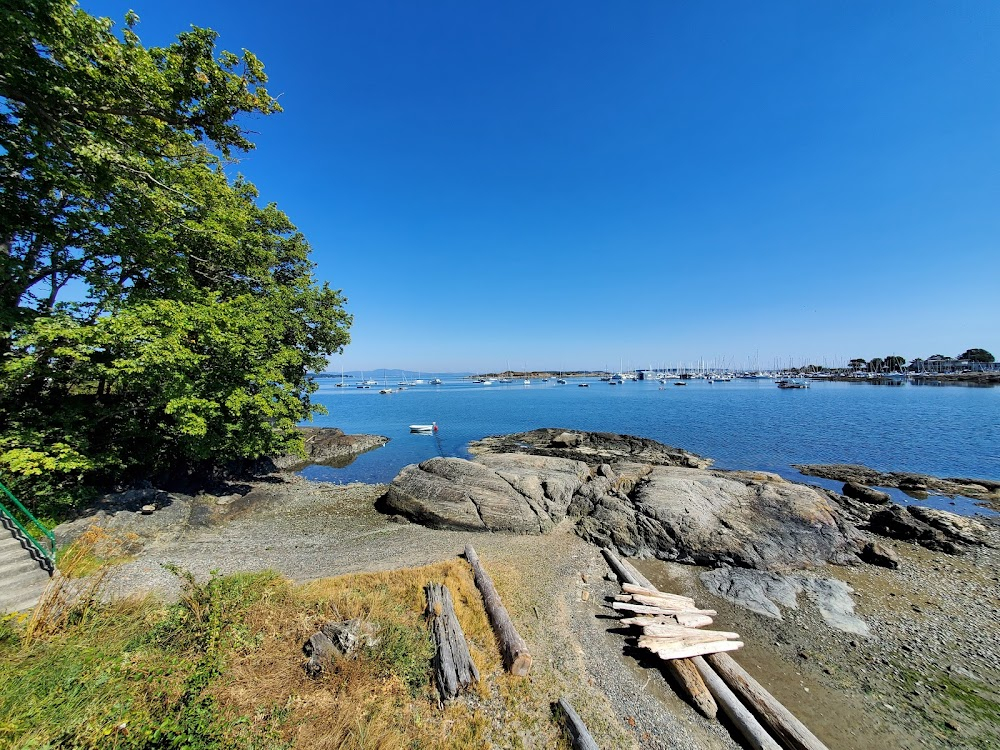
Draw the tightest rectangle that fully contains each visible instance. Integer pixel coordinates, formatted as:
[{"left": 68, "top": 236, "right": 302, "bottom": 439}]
[
  {"left": 464, "top": 544, "right": 532, "bottom": 676},
  {"left": 692, "top": 656, "right": 782, "bottom": 750},
  {"left": 426, "top": 582, "right": 480, "bottom": 702},
  {"left": 557, "top": 697, "right": 601, "bottom": 750},
  {"left": 620, "top": 613, "right": 715, "bottom": 629},
  {"left": 602, "top": 547, "right": 717, "bottom": 717},
  {"left": 706, "top": 652, "right": 831, "bottom": 750},
  {"left": 622, "top": 583, "right": 697, "bottom": 606},
  {"left": 612, "top": 601, "right": 717, "bottom": 617},
  {"left": 642, "top": 623, "right": 740, "bottom": 641},
  {"left": 638, "top": 635, "right": 744, "bottom": 660}
]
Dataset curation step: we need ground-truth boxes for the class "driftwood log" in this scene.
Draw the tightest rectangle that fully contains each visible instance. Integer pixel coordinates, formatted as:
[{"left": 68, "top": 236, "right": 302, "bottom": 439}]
[
  {"left": 425, "top": 582, "right": 480, "bottom": 702},
  {"left": 693, "top": 656, "right": 782, "bottom": 750},
  {"left": 706, "top": 652, "right": 830, "bottom": 750},
  {"left": 557, "top": 697, "right": 601, "bottom": 750},
  {"left": 601, "top": 547, "right": 718, "bottom": 719},
  {"left": 464, "top": 544, "right": 532, "bottom": 676}
]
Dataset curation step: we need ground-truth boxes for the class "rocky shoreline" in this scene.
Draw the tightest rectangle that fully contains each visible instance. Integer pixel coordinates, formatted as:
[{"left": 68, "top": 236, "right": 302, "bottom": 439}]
[
  {"left": 795, "top": 463, "right": 1000, "bottom": 509},
  {"left": 55, "top": 426, "right": 999, "bottom": 749}
]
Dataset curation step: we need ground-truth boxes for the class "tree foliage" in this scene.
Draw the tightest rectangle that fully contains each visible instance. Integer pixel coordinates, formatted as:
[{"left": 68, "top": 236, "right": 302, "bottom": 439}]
[
  {"left": 0, "top": 1, "right": 351, "bottom": 516},
  {"left": 883, "top": 355, "right": 906, "bottom": 371},
  {"left": 957, "top": 348, "right": 994, "bottom": 363}
]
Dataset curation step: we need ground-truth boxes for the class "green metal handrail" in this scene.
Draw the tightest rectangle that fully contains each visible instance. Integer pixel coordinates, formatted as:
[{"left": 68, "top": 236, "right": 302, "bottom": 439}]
[{"left": 0, "top": 478, "right": 56, "bottom": 562}]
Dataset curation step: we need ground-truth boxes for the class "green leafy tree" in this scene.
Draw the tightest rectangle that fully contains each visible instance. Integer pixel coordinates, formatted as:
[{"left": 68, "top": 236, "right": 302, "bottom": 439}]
[
  {"left": 884, "top": 356, "right": 906, "bottom": 371},
  {"left": 0, "top": 1, "right": 351, "bottom": 516},
  {"left": 957, "top": 348, "right": 994, "bottom": 363},
  {"left": 868, "top": 357, "right": 885, "bottom": 373},
  {"left": 849, "top": 358, "right": 867, "bottom": 371}
]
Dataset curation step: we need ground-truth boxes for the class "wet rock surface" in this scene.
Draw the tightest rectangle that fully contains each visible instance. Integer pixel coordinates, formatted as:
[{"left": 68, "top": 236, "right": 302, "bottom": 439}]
[
  {"left": 698, "top": 566, "right": 870, "bottom": 635},
  {"left": 795, "top": 463, "right": 1000, "bottom": 506}
]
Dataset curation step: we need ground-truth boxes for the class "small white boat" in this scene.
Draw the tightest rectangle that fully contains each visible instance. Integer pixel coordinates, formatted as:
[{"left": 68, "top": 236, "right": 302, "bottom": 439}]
[
  {"left": 430, "top": 378, "right": 443, "bottom": 385},
  {"left": 482, "top": 379, "right": 493, "bottom": 385},
  {"left": 578, "top": 382, "right": 589, "bottom": 387},
  {"left": 556, "top": 378, "right": 567, "bottom": 384},
  {"left": 379, "top": 388, "right": 394, "bottom": 394},
  {"left": 523, "top": 379, "right": 531, "bottom": 385},
  {"left": 409, "top": 422, "right": 438, "bottom": 433}
]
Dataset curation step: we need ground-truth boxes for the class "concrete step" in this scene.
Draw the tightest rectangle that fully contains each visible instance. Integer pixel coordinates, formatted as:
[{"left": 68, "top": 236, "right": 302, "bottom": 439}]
[
  {"left": 0, "top": 587, "right": 49, "bottom": 614},
  {"left": 1, "top": 564, "right": 51, "bottom": 591},
  {"left": 0, "top": 553, "right": 47, "bottom": 578}
]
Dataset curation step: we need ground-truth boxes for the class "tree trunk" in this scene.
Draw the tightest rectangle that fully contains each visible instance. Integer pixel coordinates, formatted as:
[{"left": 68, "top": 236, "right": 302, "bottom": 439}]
[
  {"left": 425, "top": 582, "right": 479, "bottom": 702},
  {"left": 692, "top": 656, "right": 782, "bottom": 750},
  {"left": 464, "top": 544, "right": 532, "bottom": 676},
  {"left": 706, "top": 652, "right": 830, "bottom": 750}
]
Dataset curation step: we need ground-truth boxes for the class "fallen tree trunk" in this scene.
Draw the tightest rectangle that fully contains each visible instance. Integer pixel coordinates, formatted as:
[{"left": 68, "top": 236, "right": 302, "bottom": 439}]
[
  {"left": 692, "top": 656, "right": 782, "bottom": 750},
  {"left": 622, "top": 583, "right": 696, "bottom": 606},
  {"left": 706, "top": 652, "right": 830, "bottom": 750},
  {"left": 664, "top": 656, "right": 719, "bottom": 719},
  {"left": 557, "top": 697, "right": 601, "bottom": 750},
  {"left": 464, "top": 544, "right": 532, "bottom": 676},
  {"left": 425, "top": 582, "right": 480, "bottom": 703}
]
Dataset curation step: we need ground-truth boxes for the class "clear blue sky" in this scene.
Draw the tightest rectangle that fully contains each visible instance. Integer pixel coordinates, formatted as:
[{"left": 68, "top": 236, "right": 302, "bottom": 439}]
[{"left": 83, "top": 1, "right": 999, "bottom": 371}]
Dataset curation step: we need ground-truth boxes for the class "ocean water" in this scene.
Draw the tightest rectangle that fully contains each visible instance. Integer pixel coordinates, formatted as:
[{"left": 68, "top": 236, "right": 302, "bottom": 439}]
[{"left": 301, "top": 377, "right": 999, "bottom": 515}]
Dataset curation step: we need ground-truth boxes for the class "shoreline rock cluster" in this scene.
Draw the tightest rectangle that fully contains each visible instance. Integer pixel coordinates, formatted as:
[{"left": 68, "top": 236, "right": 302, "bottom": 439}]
[
  {"left": 383, "top": 428, "right": 996, "bottom": 631},
  {"left": 795, "top": 463, "right": 1000, "bottom": 506}
]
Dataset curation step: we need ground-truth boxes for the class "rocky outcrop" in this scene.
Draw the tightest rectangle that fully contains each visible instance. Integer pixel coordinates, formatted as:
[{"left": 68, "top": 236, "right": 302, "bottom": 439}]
[
  {"left": 382, "top": 455, "right": 589, "bottom": 534},
  {"left": 386, "top": 431, "right": 992, "bottom": 573},
  {"left": 469, "top": 428, "right": 712, "bottom": 469},
  {"left": 573, "top": 466, "right": 862, "bottom": 571},
  {"left": 387, "top": 431, "right": 865, "bottom": 570},
  {"left": 271, "top": 427, "right": 388, "bottom": 470},
  {"left": 795, "top": 463, "right": 1000, "bottom": 504}
]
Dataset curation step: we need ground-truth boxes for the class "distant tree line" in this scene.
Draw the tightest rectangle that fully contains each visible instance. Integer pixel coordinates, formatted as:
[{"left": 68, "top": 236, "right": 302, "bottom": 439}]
[{"left": 840, "top": 348, "right": 994, "bottom": 373}]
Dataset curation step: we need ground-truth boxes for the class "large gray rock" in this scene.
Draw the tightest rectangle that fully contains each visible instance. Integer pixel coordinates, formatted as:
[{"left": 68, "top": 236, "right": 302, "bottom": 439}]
[
  {"left": 383, "top": 455, "right": 589, "bottom": 534},
  {"left": 575, "top": 466, "right": 862, "bottom": 571},
  {"left": 843, "top": 481, "right": 891, "bottom": 505}
]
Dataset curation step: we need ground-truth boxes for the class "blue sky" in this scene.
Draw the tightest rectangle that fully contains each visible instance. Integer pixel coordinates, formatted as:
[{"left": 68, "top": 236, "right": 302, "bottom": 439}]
[{"left": 83, "top": 1, "right": 999, "bottom": 371}]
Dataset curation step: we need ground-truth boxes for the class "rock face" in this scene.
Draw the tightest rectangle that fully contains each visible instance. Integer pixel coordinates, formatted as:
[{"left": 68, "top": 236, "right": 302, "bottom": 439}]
[
  {"left": 383, "top": 455, "right": 589, "bottom": 534},
  {"left": 385, "top": 430, "right": 992, "bottom": 574},
  {"left": 573, "top": 466, "right": 862, "bottom": 571},
  {"left": 271, "top": 427, "right": 388, "bottom": 470},
  {"left": 386, "top": 430, "right": 864, "bottom": 570}
]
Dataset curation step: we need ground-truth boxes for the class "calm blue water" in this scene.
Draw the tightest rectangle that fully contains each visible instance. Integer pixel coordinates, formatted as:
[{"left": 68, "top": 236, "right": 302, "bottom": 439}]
[{"left": 301, "top": 377, "right": 999, "bottom": 514}]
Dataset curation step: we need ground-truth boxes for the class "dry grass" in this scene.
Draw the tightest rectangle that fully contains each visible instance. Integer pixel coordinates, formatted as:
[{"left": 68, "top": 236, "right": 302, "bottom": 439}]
[
  {"left": 213, "top": 559, "right": 502, "bottom": 750},
  {"left": 4, "top": 552, "right": 586, "bottom": 749},
  {"left": 26, "top": 525, "right": 137, "bottom": 641}
]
